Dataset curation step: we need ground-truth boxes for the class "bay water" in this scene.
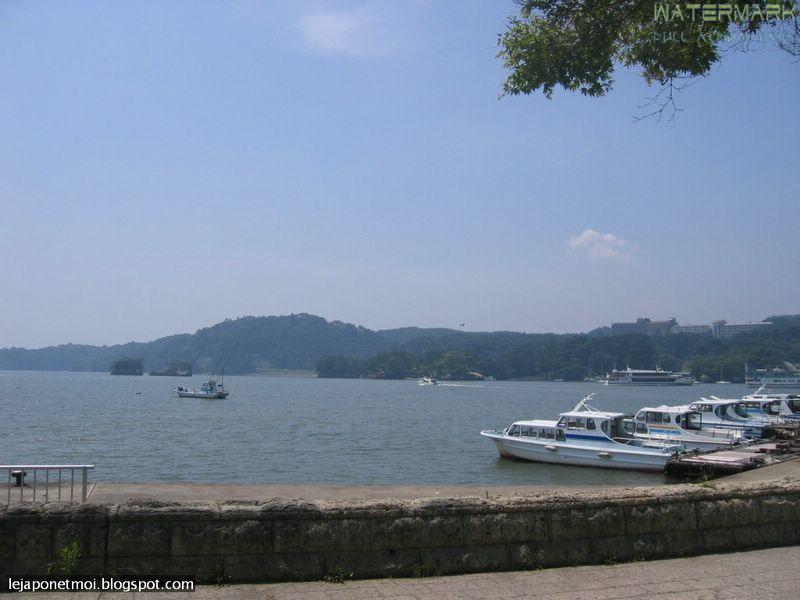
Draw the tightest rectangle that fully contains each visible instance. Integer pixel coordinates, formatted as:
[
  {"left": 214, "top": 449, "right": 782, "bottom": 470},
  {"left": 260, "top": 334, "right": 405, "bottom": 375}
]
[{"left": 0, "top": 371, "right": 749, "bottom": 486}]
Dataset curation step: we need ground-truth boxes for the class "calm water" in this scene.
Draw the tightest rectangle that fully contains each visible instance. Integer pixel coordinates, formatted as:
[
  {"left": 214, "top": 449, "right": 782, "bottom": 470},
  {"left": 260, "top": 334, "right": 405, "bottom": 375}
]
[{"left": 0, "top": 371, "right": 751, "bottom": 486}]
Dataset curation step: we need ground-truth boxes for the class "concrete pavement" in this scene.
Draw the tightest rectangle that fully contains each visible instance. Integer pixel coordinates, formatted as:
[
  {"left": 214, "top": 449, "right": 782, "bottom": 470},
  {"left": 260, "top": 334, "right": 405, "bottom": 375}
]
[{"left": 12, "top": 546, "right": 800, "bottom": 599}]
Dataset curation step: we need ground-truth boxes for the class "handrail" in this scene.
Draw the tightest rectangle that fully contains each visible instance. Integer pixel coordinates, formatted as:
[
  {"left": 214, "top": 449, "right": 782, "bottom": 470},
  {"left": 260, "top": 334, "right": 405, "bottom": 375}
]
[{"left": 2, "top": 465, "right": 94, "bottom": 505}]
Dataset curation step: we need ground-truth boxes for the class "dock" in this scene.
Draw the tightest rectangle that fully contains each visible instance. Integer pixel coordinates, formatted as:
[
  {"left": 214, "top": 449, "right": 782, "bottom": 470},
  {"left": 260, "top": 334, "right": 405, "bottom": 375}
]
[{"left": 666, "top": 438, "right": 800, "bottom": 480}]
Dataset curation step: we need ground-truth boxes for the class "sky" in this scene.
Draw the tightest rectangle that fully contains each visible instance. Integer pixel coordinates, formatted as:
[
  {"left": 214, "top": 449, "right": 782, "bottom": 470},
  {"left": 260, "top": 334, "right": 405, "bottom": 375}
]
[{"left": 1, "top": 0, "right": 798, "bottom": 348}]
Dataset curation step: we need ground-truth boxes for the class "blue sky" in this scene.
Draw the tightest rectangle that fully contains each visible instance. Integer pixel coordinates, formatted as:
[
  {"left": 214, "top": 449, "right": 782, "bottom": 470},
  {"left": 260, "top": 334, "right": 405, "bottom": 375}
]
[{"left": 1, "top": 0, "right": 798, "bottom": 348}]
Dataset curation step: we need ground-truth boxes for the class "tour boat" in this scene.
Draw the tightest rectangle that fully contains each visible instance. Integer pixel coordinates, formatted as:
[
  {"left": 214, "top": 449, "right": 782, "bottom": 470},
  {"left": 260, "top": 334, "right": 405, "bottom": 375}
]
[
  {"left": 741, "top": 386, "right": 800, "bottom": 422},
  {"left": 745, "top": 362, "right": 800, "bottom": 388},
  {"left": 627, "top": 405, "right": 744, "bottom": 451},
  {"left": 681, "top": 398, "right": 770, "bottom": 438},
  {"left": 604, "top": 367, "right": 693, "bottom": 386},
  {"left": 480, "top": 395, "right": 683, "bottom": 472}
]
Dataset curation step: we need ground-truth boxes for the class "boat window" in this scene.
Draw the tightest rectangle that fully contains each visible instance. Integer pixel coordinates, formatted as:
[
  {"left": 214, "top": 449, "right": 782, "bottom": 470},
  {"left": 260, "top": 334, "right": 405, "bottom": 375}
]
[
  {"left": 544, "top": 429, "right": 555, "bottom": 439},
  {"left": 521, "top": 425, "right": 530, "bottom": 437},
  {"left": 622, "top": 421, "right": 635, "bottom": 435},
  {"left": 601, "top": 420, "right": 609, "bottom": 434},
  {"left": 663, "top": 414, "right": 671, "bottom": 423},
  {"left": 746, "top": 401, "right": 759, "bottom": 409},
  {"left": 635, "top": 423, "right": 647, "bottom": 434},
  {"left": 586, "top": 418, "right": 596, "bottom": 430},
  {"left": 733, "top": 403, "right": 749, "bottom": 418},
  {"left": 539, "top": 428, "right": 548, "bottom": 438},
  {"left": 635, "top": 412, "right": 645, "bottom": 422},
  {"left": 567, "top": 417, "right": 578, "bottom": 428},
  {"left": 529, "top": 428, "right": 538, "bottom": 439},
  {"left": 556, "top": 430, "right": 566, "bottom": 441},
  {"left": 645, "top": 412, "right": 662, "bottom": 424},
  {"left": 686, "top": 412, "right": 703, "bottom": 430},
  {"left": 557, "top": 417, "right": 567, "bottom": 427},
  {"left": 787, "top": 399, "right": 800, "bottom": 414},
  {"left": 509, "top": 425, "right": 520, "bottom": 436},
  {"left": 765, "top": 403, "right": 780, "bottom": 415}
]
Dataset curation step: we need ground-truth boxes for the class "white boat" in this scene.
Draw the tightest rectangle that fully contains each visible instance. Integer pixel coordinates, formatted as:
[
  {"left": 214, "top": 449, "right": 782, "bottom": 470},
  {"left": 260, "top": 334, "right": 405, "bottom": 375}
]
[
  {"left": 480, "top": 395, "right": 683, "bottom": 472},
  {"left": 174, "top": 373, "right": 228, "bottom": 399},
  {"left": 604, "top": 367, "right": 693, "bottom": 386},
  {"left": 746, "top": 362, "right": 800, "bottom": 388},
  {"left": 741, "top": 386, "right": 800, "bottom": 422},
  {"left": 418, "top": 377, "right": 438, "bottom": 386},
  {"left": 682, "top": 398, "right": 769, "bottom": 438},
  {"left": 627, "top": 405, "right": 744, "bottom": 451}
]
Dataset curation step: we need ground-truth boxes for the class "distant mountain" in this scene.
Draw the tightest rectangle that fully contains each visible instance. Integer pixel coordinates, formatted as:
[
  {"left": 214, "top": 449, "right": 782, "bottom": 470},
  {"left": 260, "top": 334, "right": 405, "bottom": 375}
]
[
  {"left": 2, "top": 313, "right": 798, "bottom": 381},
  {"left": 0, "top": 314, "right": 392, "bottom": 374}
]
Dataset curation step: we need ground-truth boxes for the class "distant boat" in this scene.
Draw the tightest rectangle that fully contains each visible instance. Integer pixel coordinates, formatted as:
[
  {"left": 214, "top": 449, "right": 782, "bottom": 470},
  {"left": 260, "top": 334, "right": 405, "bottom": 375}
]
[
  {"left": 604, "top": 367, "right": 693, "bottom": 386},
  {"left": 745, "top": 362, "right": 800, "bottom": 388},
  {"left": 174, "top": 367, "right": 228, "bottom": 399},
  {"left": 418, "top": 377, "right": 438, "bottom": 386}
]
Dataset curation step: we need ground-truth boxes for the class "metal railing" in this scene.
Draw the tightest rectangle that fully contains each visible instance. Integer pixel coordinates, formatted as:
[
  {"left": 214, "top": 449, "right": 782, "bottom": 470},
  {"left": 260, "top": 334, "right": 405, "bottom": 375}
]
[{"left": 1, "top": 465, "right": 94, "bottom": 505}]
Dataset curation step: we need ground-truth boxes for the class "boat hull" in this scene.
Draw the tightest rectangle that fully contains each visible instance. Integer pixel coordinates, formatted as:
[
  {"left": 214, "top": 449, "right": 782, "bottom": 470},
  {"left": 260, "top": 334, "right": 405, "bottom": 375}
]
[
  {"left": 481, "top": 433, "right": 671, "bottom": 472},
  {"left": 175, "top": 391, "right": 228, "bottom": 399}
]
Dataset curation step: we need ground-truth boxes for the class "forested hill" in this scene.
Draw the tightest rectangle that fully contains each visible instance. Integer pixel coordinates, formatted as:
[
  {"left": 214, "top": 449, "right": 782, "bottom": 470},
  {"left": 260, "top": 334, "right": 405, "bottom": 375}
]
[
  {"left": 0, "top": 314, "right": 390, "bottom": 374},
  {"left": 1, "top": 313, "right": 799, "bottom": 380},
  {"left": 318, "top": 315, "right": 800, "bottom": 382}
]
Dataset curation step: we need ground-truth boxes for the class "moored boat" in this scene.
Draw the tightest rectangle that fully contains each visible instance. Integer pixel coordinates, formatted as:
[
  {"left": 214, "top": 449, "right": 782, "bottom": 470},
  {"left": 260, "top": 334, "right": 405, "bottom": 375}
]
[
  {"left": 627, "top": 405, "right": 744, "bottom": 451},
  {"left": 745, "top": 362, "right": 800, "bottom": 388},
  {"left": 681, "top": 398, "right": 771, "bottom": 438},
  {"left": 480, "top": 395, "right": 683, "bottom": 472}
]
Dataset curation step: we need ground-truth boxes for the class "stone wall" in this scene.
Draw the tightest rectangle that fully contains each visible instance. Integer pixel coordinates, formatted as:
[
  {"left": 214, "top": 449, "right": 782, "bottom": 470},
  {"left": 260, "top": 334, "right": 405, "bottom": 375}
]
[{"left": 2, "top": 479, "right": 800, "bottom": 583}]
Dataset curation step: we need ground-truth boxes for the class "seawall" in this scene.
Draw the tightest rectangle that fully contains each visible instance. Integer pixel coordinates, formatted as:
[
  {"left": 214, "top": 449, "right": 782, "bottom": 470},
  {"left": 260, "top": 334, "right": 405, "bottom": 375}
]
[{"left": 2, "top": 479, "right": 800, "bottom": 583}]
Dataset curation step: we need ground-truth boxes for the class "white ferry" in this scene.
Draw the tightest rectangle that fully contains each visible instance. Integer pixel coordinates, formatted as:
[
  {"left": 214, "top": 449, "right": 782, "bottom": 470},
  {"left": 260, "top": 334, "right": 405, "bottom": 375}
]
[
  {"left": 627, "top": 406, "right": 744, "bottom": 451},
  {"left": 745, "top": 362, "right": 800, "bottom": 388},
  {"left": 480, "top": 395, "right": 683, "bottom": 472},
  {"left": 418, "top": 377, "right": 438, "bottom": 386},
  {"left": 604, "top": 367, "right": 693, "bottom": 386}
]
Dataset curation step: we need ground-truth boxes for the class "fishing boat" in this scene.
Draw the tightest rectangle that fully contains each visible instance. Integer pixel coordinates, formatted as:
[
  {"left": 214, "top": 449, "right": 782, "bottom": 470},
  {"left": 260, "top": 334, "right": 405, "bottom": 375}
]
[
  {"left": 627, "top": 405, "right": 744, "bottom": 451},
  {"left": 173, "top": 371, "right": 228, "bottom": 399},
  {"left": 480, "top": 394, "right": 683, "bottom": 472},
  {"left": 418, "top": 377, "right": 438, "bottom": 386}
]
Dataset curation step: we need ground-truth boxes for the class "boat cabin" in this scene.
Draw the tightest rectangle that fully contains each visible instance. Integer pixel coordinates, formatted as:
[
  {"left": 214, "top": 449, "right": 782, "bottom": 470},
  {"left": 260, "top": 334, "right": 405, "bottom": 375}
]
[
  {"left": 555, "top": 410, "right": 632, "bottom": 440},
  {"left": 688, "top": 399, "right": 750, "bottom": 421},
  {"left": 629, "top": 406, "right": 696, "bottom": 433},
  {"left": 506, "top": 420, "right": 566, "bottom": 442},
  {"left": 744, "top": 391, "right": 800, "bottom": 419}
]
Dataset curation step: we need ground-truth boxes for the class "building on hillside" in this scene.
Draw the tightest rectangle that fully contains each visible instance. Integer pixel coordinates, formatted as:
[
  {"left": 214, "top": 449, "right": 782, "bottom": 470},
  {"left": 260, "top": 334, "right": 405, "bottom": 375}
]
[
  {"left": 670, "top": 324, "right": 713, "bottom": 335},
  {"left": 611, "top": 317, "right": 676, "bottom": 336},
  {"left": 711, "top": 320, "right": 773, "bottom": 339}
]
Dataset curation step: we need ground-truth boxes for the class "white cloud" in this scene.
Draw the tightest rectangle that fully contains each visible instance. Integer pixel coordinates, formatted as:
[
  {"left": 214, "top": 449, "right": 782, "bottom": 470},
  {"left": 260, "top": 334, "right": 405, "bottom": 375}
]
[
  {"left": 298, "top": 5, "right": 398, "bottom": 57},
  {"left": 568, "top": 229, "right": 634, "bottom": 262}
]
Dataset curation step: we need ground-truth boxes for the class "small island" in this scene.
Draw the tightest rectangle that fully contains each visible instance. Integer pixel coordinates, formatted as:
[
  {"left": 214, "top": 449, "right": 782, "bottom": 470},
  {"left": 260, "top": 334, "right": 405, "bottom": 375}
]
[
  {"left": 150, "top": 362, "right": 192, "bottom": 377},
  {"left": 109, "top": 357, "right": 144, "bottom": 375}
]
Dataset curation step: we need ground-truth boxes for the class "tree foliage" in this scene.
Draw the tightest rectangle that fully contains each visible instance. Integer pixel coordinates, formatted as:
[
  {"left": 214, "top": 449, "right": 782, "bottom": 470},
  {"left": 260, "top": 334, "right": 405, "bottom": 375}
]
[
  {"left": 318, "top": 316, "right": 800, "bottom": 382},
  {"left": 499, "top": 1, "right": 799, "bottom": 118}
]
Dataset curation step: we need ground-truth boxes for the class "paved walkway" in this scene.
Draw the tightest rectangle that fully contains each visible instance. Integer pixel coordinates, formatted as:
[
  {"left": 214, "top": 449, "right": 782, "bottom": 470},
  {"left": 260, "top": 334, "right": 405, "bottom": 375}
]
[
  {"left": 83, "top": 482, "right": 610, "bottom": 503},
  {"left": 14, "top": 546, "right": 799, "bottom": 599}
]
